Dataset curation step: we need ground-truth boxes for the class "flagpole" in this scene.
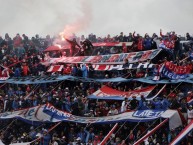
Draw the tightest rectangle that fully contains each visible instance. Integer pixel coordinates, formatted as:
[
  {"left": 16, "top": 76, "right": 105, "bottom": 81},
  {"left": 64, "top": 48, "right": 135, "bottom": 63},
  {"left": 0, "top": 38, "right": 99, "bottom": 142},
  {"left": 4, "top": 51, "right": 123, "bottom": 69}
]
[
  {"left": 146, "top": 84, "right": 166, "bottom": 100},
  {"left": 179, "top": 56, "right": 189, "bottom": 63},
  {"left": 100, "top": 123, "right": 118, "bottom": 145},
  {"left": 106, "top": 121, "right": 127, "bottom": 145},
  {"left": 166, "top": 82, "right": 182, "bottom": 97},
  {"left": 133, "top": 119, "right": 169, "bottom": 145},
  {"left": 169, "top": 120, "right": 193, "bottom": 145},
  {"left": 0, "top": 119, "right": 17, "bottom": 139}
]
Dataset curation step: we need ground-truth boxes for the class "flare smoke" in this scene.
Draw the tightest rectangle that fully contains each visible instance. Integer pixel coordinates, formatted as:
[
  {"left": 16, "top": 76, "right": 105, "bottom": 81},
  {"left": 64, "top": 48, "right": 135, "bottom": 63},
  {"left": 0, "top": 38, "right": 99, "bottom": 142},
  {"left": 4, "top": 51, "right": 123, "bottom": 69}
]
[{"left": 60, "top": 0, "right": 92, "bottom": 38}]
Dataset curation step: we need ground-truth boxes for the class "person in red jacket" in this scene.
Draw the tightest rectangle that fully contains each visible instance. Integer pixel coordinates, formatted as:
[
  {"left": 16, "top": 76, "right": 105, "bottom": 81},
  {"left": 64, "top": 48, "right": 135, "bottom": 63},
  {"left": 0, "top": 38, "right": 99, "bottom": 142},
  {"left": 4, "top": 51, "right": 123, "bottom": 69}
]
[
  {"left": 65, "top": 38, "right": 81, "bottom": 56},
  {"left": 122, "top": 43, "right": 128, "bottom": 53},
  {"left": 13, "top": 34, "right": 22, "bottom": 48},
  {"left": 10, "top": 55, "right": 19, "bottom": 64},
  {"left": 22, "top": 62, "right": 30, "bottom": 76},
  {"left": 137, "top": 36, "right": 144, "bottom": 51},
  {"left": 63, "top": 65, "right": 72, "bottom": 75},
  {"left": 13, "top": 33, "right": 22, "bottom": 57},
  {"left": 133, "top": 32, "right": 144, "bottom": 51},
  {"left": 160, "top": 29, "right": 176, "bottom": 40}
]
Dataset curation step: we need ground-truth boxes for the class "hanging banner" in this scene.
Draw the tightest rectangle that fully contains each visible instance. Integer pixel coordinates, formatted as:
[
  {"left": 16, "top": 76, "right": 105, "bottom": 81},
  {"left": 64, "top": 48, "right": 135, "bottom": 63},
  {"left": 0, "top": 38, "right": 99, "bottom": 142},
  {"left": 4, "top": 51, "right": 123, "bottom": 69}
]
[
  {"left": 0, "top": 104, "right": 182, "bottom": 129},
  {"left": 165, "top": 61, "right": 192, "bottom": 74},
  {"left": 93, "top": 42, "right": 133, "bottom": 47},
  {"left": 133, "top": 110, "right": 165, "bottom": 118},
  {"left": 47, "top": 63, "right": 155, "bottom": 72},
  {"left": 88, "top": 86, "right": 155, "bottom": 100},
  {"left": 93, "top": 63, "right": 154, "bottom": 71},
  {"left": 42, "top": 49, "right": 161, "bottom": 65},
  {"left": 2, "top": 75, "right": 193, "bottom": 85},
  {"left": 161, "top": 61, "right": 192, "bottom": 79}
]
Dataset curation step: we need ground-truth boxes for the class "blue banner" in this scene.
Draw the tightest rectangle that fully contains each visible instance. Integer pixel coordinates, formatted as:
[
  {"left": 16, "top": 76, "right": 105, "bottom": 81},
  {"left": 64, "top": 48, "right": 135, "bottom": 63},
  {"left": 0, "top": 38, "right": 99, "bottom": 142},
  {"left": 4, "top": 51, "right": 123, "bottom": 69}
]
[
  {"left": 1, "top": 75, "right": 193, "bottom": 84},
  {"left": 43, "top": 103, "right": 71, "bottom": 121},
  {"left": 162, "top": 66, "right": 188, "bottom": 80}
]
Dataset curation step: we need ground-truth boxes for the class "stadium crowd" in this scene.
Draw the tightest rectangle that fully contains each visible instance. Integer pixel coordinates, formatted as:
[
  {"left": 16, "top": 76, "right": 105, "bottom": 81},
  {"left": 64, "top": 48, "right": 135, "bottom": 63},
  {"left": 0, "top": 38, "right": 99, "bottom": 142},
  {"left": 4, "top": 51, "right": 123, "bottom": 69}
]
[{"left": 0, "top": 31, "right": 193, "bottom": 145}]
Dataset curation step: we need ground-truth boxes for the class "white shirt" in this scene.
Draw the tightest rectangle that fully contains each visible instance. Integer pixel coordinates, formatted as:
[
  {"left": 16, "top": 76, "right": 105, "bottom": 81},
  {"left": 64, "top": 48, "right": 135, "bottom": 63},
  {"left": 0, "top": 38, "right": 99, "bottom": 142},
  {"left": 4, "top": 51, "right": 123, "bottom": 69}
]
[
  {"left": 108, "top": 109, "right": 118, "bottom": 116},
  {"left": 53, "top": 141, "right": 58, "bottom": 145},
  {"left": 121, "top": 101, "right": 128, "bottom": 112},
  {"left": 188, "top": 109, "right": 193, "bottom": 119}
]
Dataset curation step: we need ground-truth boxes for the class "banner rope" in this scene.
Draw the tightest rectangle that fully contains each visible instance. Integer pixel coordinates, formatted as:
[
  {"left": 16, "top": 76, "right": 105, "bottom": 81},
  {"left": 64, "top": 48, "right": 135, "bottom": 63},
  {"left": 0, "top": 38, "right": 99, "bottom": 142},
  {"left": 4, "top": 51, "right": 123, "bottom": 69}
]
[
  {"left": 26, "top": 123, "right": 45, "bottom": 139},
  {"left": 166, "top": 82, "right": 182, "bottom": 98},
  {"left": 24, "top": 84, "right": 40, "bottom": 100},
  {"left": 0, "top": 83, "right": 7, "bottom": 89},
  {"left": 0, "top": 118, "right": 17, "bottom": 138},
  {"left": 121, "top": 119, "right": 143, "bottom": 144},
  {"left": 133, "top": 118, "right": 160, "bottom": 142},
  {"left": 29, "top": 121, "right": 62, "bottom": 145}
]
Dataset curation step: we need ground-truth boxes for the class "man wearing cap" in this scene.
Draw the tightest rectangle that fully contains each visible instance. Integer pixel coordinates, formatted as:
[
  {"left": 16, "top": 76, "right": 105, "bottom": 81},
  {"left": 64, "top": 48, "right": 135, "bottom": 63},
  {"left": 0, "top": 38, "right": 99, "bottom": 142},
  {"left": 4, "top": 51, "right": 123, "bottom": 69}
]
[
  {"left": 187, "top": 105, "right": 193, "bottom": 124},
  {"left": 81, "top": 64, "right": 88, "bottom": 78}
]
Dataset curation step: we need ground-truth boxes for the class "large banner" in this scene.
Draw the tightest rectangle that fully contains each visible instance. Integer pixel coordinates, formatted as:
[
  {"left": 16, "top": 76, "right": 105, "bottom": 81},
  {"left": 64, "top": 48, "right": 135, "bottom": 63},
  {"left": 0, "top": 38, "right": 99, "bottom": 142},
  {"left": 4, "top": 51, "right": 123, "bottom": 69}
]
[
  {"left": 161, "top": 61, "right": 192, "bottom": 79},
  {"left": 0, "top": 76, "right": 130, "bottom": 84},
  {"left": 0, "top": 104, "right": 181, "bottom": 129},
  {"left": 92, "top": 63, "right": 155, "bottom": 71},
  {"left": 88, "top": 86, "right": 155, "bottom": 100},
  {"left": 43, "top": 49, "right": 161, "bottom": 65},
  {"left": 47, "top": 63, "right": 155, "bottom": 72},
  {"left": 2, "top": 75, "right": 193, "bottom": 84},
  {"left": 93, "top": 42, "right": 133, "bottom": 47}
]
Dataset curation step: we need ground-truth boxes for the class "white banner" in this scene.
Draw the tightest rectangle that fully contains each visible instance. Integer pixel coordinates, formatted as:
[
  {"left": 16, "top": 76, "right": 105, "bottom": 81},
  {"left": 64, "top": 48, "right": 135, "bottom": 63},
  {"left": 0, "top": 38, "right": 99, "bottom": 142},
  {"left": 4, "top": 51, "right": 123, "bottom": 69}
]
[{"left": 0, "top": 104, "right": 182, "bottom": 129}]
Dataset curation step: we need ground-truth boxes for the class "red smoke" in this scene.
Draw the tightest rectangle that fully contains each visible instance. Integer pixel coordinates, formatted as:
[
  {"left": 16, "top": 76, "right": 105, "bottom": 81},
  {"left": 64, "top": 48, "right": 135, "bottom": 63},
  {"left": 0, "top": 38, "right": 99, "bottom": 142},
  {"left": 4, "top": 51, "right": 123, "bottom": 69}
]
[{"left": 60, "top": 0, "right": 92, "bottom": 39}]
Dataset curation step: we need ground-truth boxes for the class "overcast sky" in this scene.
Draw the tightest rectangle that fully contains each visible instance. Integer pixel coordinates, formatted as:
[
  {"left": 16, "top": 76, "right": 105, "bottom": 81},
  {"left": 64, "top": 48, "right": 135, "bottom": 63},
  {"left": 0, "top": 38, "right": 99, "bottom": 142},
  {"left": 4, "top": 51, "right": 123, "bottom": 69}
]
[{"left": 0, "top": 0, "right": 193, "bottom": 38}]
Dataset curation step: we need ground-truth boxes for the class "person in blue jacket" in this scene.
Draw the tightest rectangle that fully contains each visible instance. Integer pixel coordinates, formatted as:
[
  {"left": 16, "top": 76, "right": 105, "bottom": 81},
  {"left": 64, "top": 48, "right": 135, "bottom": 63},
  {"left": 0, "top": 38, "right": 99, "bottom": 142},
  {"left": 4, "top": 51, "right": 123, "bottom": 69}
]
[
  {"left": 161, "top": 95, "right": 170, "bottom": 109},
  {"left": 40, "top": 129, "right": 51, "bottom": 145},
  {"left": 143, "top": 35, "right": 152, "bottom": 50},
  {"left": 137, "top": 95, "right": 148, "bottom": 110},
  {"left": 151, "top": 98, "right": 162, "bottom": 109},
  {"left": 14, "top": 66, "right": 21, "bottom": 77},
  {"left": 12, "top": 98, "right": 19, "bottom": 110},
  {"left": 81, "top": 64, "right": 88, "bottom": 78},
  {"left": 71, "top": 64, "right": 78, "bottom": 76}
]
